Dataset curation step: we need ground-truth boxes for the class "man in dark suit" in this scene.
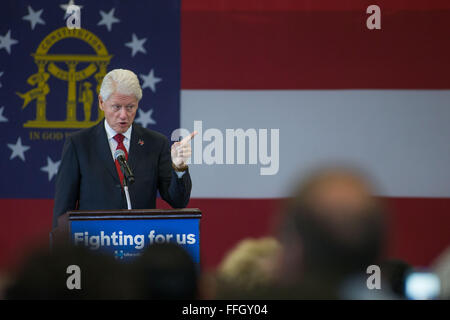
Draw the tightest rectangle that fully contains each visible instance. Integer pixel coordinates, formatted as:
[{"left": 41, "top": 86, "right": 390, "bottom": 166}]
[{"left": 53, "top": 69, "right": 195, "bottom": 227}]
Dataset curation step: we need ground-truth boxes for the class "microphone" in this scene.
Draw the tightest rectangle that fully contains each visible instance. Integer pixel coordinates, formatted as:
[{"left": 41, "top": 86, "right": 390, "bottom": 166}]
[{"left": 114, "top": 149, "right": 135, "bottom": 185}]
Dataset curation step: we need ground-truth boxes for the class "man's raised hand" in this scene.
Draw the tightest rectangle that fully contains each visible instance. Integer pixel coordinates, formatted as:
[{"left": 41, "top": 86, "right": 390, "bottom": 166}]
[{"left": 171, "top": 131, "right": 198, "bottom": 169}]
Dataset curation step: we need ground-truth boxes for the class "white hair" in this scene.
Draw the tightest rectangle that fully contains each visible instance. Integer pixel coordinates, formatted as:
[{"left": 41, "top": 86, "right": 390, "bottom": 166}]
[{"left": 99, "top": 69, "right": 143, "bottom": 102}]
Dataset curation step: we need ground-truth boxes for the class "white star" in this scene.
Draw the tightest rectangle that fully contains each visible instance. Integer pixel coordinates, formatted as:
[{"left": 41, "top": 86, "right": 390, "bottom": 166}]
[
  {"left": 41, "top": 156, "right": 61, "bottom": 181},
  {"left": 98, "top": 8, "right": 120, "bottom": 32},
  {"left": 140, "top": 69, "right": 162, "bottom": 93},
  {"left": 60, "top": 0, "right": 83, "bottom": 18},
  {"left": 7, "top": 137, "right": 30, "bottom": 162},
  {"left": 125, "top": 33, "right": 147, "bottom": 57},
  {"left": 22, "top": 6, "right": 45, "bottom": 30},
  {"left": 135, "top": 108, "right": 156, "bottom": 128},
  {"left": 0, "top": 71, "right": 3, "bottom": 88},
  {"left": 0, "top": 106, "right": 8, "bottom": 122},
  {"left": 0, "top": 30, "right": 19, "bottom": 55}
]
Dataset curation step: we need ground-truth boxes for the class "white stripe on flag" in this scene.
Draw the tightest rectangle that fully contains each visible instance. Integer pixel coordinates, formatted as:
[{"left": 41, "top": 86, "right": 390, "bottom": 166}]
[{"left": 181, "top": 90, "right": 450, "bottom": 198}]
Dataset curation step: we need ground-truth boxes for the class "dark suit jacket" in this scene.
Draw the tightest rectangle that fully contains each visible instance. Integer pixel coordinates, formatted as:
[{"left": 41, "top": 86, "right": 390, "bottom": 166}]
[{"left": 52, "top": 120, "right": 192, "bottom": 227}]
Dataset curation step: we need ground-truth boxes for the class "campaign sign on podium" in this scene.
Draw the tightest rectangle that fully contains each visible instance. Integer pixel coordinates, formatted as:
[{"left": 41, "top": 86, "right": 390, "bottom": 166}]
[{"left": 51, "top": 209, "right": 202, "bottom": 263}]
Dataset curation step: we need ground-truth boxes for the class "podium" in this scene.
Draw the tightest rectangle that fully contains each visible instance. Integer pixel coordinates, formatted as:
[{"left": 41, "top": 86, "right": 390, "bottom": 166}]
[{"left": 50, "top": 208, "right": 202, "bottom": 263}]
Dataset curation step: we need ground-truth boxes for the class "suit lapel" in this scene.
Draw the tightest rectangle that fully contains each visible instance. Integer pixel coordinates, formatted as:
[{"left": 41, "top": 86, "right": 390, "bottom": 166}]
[
  {"left": 128, "top": 123, "right": 144, "bottom": 174},
  {"left": 95, "top": 120, "right": 120, "bottom": 183}
]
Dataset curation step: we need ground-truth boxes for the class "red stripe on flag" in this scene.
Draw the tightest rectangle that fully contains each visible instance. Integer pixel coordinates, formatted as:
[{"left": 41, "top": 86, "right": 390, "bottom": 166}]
[
  {"left": 165, "top": 197, "right": 450, "bottom": 270},
  {"left": 384, "top": 197, "right": 450, "bottom": 268},
  {"left": 181, "top": 9, "right": 450, "bottom": 89},
  {"left": 0, "top": 199, "right": 53, "bottom": 272},
  {"left": 1, "top": 197, "right": 449, "bottom": 272},
  {"left": 182, "top": 0, "right": 450, "bottom": 12}
]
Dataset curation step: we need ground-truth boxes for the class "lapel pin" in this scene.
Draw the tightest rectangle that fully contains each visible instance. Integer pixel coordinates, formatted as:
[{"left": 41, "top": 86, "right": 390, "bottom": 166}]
[{"left": 138, "top": 139, "right": 144, "bottom": 146}]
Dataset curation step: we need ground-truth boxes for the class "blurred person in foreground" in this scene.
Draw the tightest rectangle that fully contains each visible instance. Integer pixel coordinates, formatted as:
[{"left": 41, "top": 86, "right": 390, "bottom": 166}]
[
  {"left": 5, "top": 244, "right": 136, "bottom": 299},
  {"left": 132, "top": 242, "right": 199, "bottom": 299},
  {"left": 214, "top": 237, "right": 282, "bottom": 299},
  {"left": 272, "top": 166, "right": 392, "bottom": 299}
]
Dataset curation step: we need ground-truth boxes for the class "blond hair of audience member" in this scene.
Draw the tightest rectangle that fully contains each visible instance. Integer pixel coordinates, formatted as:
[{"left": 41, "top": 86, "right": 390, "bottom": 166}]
[{"left": 216, "top": 237, "right": 281, "bottom": 295}]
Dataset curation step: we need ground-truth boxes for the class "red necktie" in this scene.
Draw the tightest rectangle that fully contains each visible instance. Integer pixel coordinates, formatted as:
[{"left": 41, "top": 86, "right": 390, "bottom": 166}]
[{"left": 113, "top": 134, "right": 128, "bottom": 187}]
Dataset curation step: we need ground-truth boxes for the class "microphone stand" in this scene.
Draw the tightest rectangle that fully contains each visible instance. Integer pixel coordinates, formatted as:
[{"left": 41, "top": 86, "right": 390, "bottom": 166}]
[{"left": 122, "top": 173, "right": 132, "bottom": 210}]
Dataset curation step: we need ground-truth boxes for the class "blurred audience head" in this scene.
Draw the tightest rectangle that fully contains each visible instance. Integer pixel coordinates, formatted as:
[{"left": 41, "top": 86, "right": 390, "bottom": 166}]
[
  {"left": 132, "top": 242, "right": 199, "bottom": 300},
  {"left": 276, "top": 166, "right": 387, "bottom": 298},
  {"left": 215, "top": 237, "right": 281, "bottom": 298},
  {"left": 6, "top": 244, "right": 136, "bottom": 299}
]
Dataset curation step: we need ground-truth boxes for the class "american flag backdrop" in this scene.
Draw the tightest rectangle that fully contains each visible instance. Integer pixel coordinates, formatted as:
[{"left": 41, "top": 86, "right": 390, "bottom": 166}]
[{"left": 1, "top": 0, "right": 450, "bottom": 271}]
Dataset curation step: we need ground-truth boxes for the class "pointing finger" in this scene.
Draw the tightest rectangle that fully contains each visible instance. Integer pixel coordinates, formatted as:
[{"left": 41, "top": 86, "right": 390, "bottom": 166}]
[{"left": 180, "top": 131, "right": 198, "bottom": 144}]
